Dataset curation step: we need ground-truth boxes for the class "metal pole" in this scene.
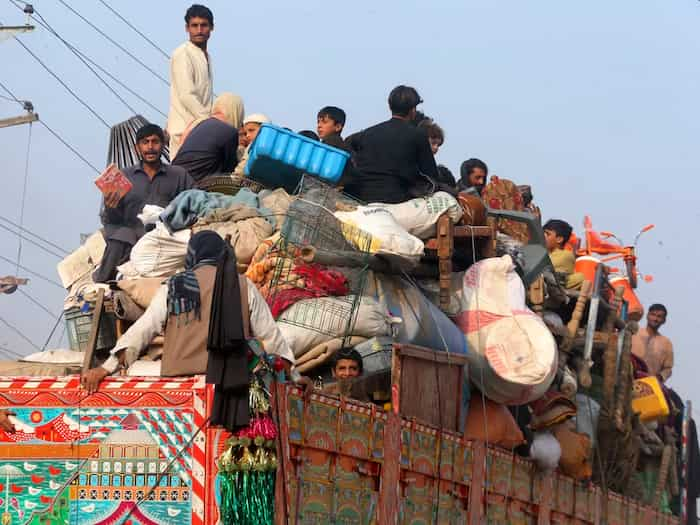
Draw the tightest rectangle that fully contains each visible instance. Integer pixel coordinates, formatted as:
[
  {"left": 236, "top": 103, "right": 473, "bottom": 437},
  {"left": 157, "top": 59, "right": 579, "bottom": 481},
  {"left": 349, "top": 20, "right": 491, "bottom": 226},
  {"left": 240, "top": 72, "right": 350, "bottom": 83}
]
[{"left": 681, "top": 400, "right": 692, "bottom": 525}]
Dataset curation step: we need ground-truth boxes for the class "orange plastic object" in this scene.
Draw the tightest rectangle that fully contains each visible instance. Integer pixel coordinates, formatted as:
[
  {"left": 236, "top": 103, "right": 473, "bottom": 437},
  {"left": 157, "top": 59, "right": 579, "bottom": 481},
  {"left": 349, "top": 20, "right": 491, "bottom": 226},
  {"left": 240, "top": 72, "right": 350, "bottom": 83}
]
[
  {"left": 574, "top": 256, "right": 600, "bottom": 284},
  {"left": 632, "top": 376, "right": 670, "bottom": 422},
  {"left": 609, "top": 276, "right": 644, "bottom": 321}
]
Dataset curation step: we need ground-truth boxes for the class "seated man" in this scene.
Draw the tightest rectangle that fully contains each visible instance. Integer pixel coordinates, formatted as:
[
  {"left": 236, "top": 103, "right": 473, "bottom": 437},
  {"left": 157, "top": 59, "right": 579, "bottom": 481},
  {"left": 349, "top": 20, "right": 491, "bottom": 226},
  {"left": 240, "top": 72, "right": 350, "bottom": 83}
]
[
  {"left": 172, "top": 92, "right": 245, "bottom": 181},
  {"left": 631, "top": 304, "right": 674, "bottom": 382},
  {"left": 456, "top": 158, "right": 488, "bottom": 196},
  {"left": 83, "top": 231, "right": 296, "bottom": 394},
  {"left": 94, "top": 124, "right": 194, "bottom": 283},
  {"left": 543, "top": 219, "right": 584, "bottom": 290},
  {"left": 316, "top": 106, "right": 349, "bottom": 151},
  {"left": 345, "top": 85, "right": 438, "bottom": 203},
  {"left": 323, "top": 347, "right": 369, "bottom": 401}
]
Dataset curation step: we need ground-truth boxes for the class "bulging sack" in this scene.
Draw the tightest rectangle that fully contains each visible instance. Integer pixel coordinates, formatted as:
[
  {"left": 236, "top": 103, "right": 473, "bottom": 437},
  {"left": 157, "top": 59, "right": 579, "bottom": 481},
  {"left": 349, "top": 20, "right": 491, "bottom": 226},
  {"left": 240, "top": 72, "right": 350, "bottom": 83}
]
[
  {"left": 128, "top": 223, "right": 191, "bottom": 277},
  {"left": 455, "top": 255, "right": 557, "bottom": 405},
  {"left": 277, "top": 295, "right": 393, "bottom": 358},
  {"left": 335, "top": 207, "right": 424, "bottom": 257},
  {"left": 371, "top": 191, "right": 463, "bottom": 239}
]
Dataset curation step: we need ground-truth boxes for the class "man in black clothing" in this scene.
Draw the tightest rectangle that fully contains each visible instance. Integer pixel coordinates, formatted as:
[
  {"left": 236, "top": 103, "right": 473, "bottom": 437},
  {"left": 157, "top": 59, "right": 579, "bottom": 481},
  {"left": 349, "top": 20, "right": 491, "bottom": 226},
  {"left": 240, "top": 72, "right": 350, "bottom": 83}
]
[
  {"left": 344, "top": 85, "right": 438, "bottom": 204},
  {"left": 94, "top": 124, "right": 194, "bottom": 283},
  {"left": 172, "top": 92, "right": 243, "bottom": 181},
  {"left": 317, "top": 106, "right": 349, "bottom": 152},
  {"left": 457, "top": 158, "right": 488, "bottom": 196}
]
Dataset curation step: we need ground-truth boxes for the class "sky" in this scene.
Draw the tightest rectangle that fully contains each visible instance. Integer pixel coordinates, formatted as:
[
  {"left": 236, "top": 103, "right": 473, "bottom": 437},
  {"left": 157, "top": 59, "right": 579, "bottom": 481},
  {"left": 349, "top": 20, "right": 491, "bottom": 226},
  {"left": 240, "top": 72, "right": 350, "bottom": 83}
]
[{"left": 0, "top": 1, "right": 698, "bottom": 406}]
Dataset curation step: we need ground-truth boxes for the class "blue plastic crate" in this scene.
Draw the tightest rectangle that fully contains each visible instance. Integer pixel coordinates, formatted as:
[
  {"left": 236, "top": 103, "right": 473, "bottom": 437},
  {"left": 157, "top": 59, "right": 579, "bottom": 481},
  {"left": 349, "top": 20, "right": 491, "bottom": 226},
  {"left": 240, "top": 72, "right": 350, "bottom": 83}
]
[{"left": 245, "top": 123, "right": 350, "bottom": 192}]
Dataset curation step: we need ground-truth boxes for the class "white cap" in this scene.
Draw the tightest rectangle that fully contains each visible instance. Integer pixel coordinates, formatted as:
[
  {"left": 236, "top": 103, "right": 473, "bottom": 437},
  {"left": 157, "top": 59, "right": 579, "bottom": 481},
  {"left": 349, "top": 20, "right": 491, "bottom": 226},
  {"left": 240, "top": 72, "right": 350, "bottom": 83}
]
[{"left": 243, "top": 113, "right": 271, "bottom": 125}]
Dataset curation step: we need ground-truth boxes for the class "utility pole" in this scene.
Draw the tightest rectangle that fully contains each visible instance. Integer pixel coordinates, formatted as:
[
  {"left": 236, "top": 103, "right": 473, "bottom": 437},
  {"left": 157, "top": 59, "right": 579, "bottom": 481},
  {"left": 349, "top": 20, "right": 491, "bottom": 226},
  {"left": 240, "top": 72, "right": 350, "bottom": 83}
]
[{"left": 0, "top": 4, "right": 38, "bottom": 129}]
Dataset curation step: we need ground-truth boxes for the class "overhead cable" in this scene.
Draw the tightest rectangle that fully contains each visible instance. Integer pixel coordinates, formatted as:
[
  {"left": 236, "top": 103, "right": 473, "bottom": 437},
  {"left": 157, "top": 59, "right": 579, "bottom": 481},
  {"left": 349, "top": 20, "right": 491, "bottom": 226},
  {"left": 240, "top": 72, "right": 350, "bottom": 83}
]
[
  {"left": 0, "top": 314, "right": 40, "bottom": 351},
  {"left": 37, "top": 120, "right": 101, "bottom": 174},
  {"left": 56, "top": 0, "right": 169, "bottom": 86},
  {"left": 8, "top": 31, "right": 110, "bottom": 127},
  {"left": 15, "top": 2, "right": 168, "bottom": 118},
  {"left": 97, "top": 0, "right": 170, "bottom": 59},
  {"left": 0, "top": 253, "right": 64, "bottom": 288},
  {"left": 18, "top": 288, "right": 59, "bottom": 318},
  {"left": 0, "top": 214, "right": 69, "bottom": 255}
]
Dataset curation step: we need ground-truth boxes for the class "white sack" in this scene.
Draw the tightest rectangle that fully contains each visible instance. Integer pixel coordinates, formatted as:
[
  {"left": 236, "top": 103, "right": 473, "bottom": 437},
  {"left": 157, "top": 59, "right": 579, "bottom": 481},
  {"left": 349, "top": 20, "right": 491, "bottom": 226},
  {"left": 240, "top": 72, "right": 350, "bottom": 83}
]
[
  {"left": 455, "top": 255, "right": 557, "bottom": 405},
  {"left": 371, "top": 191, "right": 462, "bottom": 239},
  {"left": 530, "top": 431, "right": 561, "bottom": 472},
  {"left": 57, "top": 230, "right": 106, "bottom": 289},
  {"left": 278, "top": 295, "right": 393, "bottom": 358},
  {"left": 128, "top": 223, "right": 191, "bottom": 278},
  {"left": 334, "top": 207, "right": 424, "bottom": 257},
  {"left": 138, "top": 205, "right": 165, "bottom": 226}
]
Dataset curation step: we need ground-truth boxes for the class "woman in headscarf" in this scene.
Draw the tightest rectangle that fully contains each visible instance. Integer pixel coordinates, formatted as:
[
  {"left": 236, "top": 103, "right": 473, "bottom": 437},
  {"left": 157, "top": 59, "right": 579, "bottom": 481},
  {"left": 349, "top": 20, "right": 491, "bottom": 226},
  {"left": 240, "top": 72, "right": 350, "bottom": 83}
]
[
  {"left": 82, "top": 231, "right": 296, "bottom": 431},
  {"left": 172, "top": 93, "right": 245, "bottom": 181}
]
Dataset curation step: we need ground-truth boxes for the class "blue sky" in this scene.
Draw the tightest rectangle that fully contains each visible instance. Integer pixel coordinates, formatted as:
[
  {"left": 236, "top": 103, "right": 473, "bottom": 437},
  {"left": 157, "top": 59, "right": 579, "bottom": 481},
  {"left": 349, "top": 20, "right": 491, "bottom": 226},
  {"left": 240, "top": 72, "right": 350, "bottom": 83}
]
[{"left": 0, "top": 1, "right": 698, "bottom": 406}]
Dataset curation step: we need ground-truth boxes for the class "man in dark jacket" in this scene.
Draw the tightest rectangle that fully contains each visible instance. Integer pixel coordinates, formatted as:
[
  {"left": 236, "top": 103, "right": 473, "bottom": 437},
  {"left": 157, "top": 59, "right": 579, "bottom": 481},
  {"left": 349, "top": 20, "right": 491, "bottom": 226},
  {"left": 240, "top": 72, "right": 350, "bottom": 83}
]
[
  {"left": 94, "top": 124, "right": 194, "bottom": 283},
  {"left": 344, "top": 85, "right": 438, "bottom": 204}
]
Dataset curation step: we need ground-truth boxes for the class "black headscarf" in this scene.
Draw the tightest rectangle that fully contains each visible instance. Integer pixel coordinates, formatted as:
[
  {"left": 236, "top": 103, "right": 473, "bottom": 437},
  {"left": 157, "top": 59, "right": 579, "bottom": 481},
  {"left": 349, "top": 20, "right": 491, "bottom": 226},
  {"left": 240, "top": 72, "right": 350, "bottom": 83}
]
[{"left": 167, "top": 231, "right": 225, "bottom": 323}]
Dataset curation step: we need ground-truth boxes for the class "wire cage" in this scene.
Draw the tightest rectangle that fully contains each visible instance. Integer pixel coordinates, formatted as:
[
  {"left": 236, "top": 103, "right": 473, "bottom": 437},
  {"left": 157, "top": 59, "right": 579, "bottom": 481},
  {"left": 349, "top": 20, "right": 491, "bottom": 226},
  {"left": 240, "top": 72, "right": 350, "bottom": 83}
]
[{"left": 265, "top": 175, "right": 373, "bottom": 343}]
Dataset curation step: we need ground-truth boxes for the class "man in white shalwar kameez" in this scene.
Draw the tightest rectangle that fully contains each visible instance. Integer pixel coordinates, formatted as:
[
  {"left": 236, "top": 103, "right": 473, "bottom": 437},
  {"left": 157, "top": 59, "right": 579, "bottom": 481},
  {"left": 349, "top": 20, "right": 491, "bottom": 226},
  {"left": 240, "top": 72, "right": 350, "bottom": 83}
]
[{"left": 167, "top": 4, "right": 214, "bottom": 158}]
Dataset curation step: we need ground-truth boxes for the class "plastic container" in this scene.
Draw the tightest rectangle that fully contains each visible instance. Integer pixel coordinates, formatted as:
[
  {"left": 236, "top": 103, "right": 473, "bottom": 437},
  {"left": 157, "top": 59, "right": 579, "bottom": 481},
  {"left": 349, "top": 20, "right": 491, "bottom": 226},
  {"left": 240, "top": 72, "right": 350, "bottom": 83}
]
[
  {"left": 574, "top": 255, "right": 600, "bottom": 284},
  {"left": 245, "top": 123, "right": 350, "bottom": 192},
  {"left": 65, "top": 305, "right": 117, "bottom": 353},
  {"left": 631, "top": 376, "right": 670, "bottom": 422}
]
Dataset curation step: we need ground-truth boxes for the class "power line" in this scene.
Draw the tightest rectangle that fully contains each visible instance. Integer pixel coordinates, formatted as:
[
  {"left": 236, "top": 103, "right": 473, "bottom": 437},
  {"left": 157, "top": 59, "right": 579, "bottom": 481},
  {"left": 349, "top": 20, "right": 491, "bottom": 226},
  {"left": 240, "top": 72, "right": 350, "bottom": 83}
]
[
  {"left": 56, "top": 0, "right": 170, "bottom": 86},
  {"left": 8, "top": 2, "right": 167, "bottom": 119},
  {"left": 0, "top": 253, "right": 64, "bottom": 288},
  {"left": 0, "top": 314, "right": 40, "bottom": 351},
  {"left": 97, "top": 0, "right": 170, "bottom": 60},
  {"left": 0, "top": 79, "right": 23, "bottom": 105},
  {"left": 17, "top": 288, "right": 59, "bottom": 318},
  {"left": 0, "top": 222, "right": 64, "bottom": 259},
  {"left": 15, "top": 120, "right": 33, "bottom": 274},
  {"left": 41, "top": 310, "right": 64, "bottom": 351},
  {"left": 0, "top": 345, "right": 25, "bottom": 359},
  {"left": 9, "top": 32, "right": 110, "bottom": 128},
  {"left": 0, "top": 214, "right": 69, "bottom": 255},
  {"left": 37, "top": 120, "right": 101, "bottom": 174}
]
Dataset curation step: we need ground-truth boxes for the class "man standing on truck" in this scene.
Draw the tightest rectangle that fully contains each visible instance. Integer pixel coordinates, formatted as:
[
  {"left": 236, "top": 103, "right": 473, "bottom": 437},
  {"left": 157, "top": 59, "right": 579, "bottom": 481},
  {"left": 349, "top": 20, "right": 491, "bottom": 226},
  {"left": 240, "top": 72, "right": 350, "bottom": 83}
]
[
  {"left": 344, "top": 85, "right": 438, "bottom": 203},
  {"left": 94, "top": 124, "right": 194, "bottom": 283},
  {"left": 167, "top": 4, "right": 215, "bottom": 158},
  {"left": 631, "top": 303, "right": 674, "bottom": 382}
]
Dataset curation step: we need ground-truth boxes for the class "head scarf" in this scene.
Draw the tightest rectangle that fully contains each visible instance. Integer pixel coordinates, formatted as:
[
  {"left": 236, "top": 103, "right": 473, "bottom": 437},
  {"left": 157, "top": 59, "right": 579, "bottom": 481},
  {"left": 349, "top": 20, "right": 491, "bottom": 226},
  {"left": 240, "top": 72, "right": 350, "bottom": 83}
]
[
  {"left": 167, "top": 231, "right": 226, "bottom": 322},
  {"left": 212, "top": 92, "right": 245, "bottom": 129},
  {"left": 179, "top": 93, "right": 245, "bottom": 146}
]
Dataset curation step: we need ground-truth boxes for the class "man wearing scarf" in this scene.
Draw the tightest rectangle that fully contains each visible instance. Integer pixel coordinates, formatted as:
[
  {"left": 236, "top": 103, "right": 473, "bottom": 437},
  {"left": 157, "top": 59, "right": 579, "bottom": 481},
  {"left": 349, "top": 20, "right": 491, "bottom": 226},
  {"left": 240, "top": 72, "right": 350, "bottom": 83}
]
[{"left": 82, "top": 231, "right": 295, "bottom": 430}]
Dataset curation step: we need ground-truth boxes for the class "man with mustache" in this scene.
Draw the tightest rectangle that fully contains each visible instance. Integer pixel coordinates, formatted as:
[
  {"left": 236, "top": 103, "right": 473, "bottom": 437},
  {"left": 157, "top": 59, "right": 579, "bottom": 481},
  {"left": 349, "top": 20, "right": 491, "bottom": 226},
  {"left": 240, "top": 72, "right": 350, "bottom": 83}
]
[
  {"left": 94, "top": 124, "right": 194, "bottom": 283},
  {"left": 167, "top": 4, "right": 215, "bottom": 158}
]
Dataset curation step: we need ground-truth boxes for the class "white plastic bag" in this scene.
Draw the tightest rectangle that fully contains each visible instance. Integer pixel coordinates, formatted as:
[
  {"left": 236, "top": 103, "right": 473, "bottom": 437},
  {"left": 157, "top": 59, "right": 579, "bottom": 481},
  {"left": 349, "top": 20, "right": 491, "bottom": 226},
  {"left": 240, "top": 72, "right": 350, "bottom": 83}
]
[
  {"left": 128, "top": 222, "right": 191, "bottom": 277},
  {"left": 335, "top": 207, "right": 424, "bottom": 257},
  {"left": 455, "top": 255, "right": 557, "bottom": 404},
  {"left": 277, "top": 295, "right": 393, "bottom": 358},
  {"left": 372, "top": 191, "right": 462, "bottom": 239},
  {"left": 138, "top": 205, "right": 165, "bottom": 226}
]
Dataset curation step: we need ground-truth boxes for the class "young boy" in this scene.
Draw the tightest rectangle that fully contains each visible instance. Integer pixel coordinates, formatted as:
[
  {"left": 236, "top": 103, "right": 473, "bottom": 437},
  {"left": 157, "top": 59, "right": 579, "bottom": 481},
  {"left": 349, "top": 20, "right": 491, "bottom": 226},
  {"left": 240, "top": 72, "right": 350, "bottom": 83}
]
[
  {"left": 543, "top": 219, "right": 583, "bottom": 290},
  {"left": 316, "top": 106, "right": 348, "bottom": 150}
]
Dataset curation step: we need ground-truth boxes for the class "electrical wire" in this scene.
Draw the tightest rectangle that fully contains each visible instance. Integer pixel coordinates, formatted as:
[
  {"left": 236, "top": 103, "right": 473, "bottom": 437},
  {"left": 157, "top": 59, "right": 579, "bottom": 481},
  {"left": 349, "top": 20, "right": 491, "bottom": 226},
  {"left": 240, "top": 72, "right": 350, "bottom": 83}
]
[
  {"left": 15, "top": 2, "right": 167, "bottom": 118},
  {"left": 0, "top": 80, "right": 98, "bottom": 173},
  {"left": 0, "top": 345, "right": 24, "bottom": 359},
  {"left": 0, "top": 223, "right": 65, "bottom": 259},
  {"left": 15, "top": 120, "right": 32, "bottom": 275},
  {"left": 0, "top": 214, "right": 69, "bottom": 255},
  {"left": 37, "top": 120, "right": 101, "bottom": 174},
  {"left": 9, "top": 2, "right": 150, "bottom": 119},
  {"left": 56, "top": 0, "right": 169, "bottom": 86},
  {"left": 0, "top": 253, "right": 64, "bottom": 288},
  {"left": 9, "top": 33, "right": 110, "bottom": 127},
  {"left": 41, "top": 310, "right": 64, "bottom": 351},
  {"left": 17, "top": 288, "right": 59, "bottom": 318},
  {"left": 97, "top": 0, "right": 170, "bottom": 59},
  {"left": 0, "top": 313, "right": 40, "bottom": 351}
]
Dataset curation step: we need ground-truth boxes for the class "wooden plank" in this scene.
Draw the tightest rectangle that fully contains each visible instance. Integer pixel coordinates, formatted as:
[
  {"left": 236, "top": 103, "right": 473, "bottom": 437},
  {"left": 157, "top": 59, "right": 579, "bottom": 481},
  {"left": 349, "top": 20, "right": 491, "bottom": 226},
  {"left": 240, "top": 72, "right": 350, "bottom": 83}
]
[
  {"left": 393, "top": 343, "right": 468, "bottom": 366},
  {"left": 82, "top": 289, "right": 104, "bottom": 374},
  {"left": 377, "top": 412, "right": 401, "bottom": 525},
  {"left": 0, "top": 112, "right": 38, "bottom": 129},
  {"left": 468, "top": 441, "right": 486, "bottom": 525}
]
